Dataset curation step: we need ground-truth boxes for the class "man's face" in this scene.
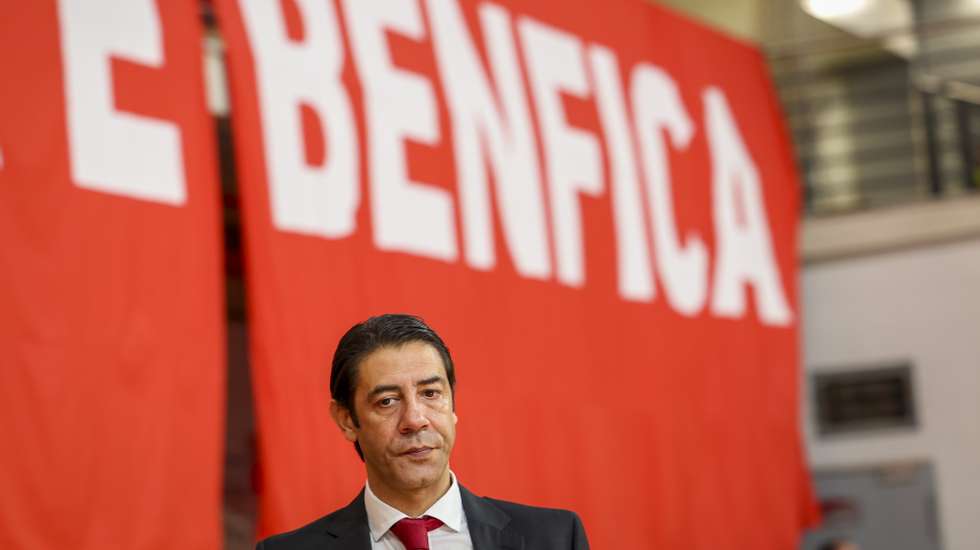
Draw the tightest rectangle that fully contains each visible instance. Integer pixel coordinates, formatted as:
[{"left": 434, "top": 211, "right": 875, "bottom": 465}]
[{"left": 334, "top": 341, "right": 456, "bottom": 496}]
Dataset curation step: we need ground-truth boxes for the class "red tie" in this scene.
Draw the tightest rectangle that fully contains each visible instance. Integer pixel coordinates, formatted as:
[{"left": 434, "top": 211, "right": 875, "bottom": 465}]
[{"left": 389, "top": 516, "right": 444, "bottom": 550}]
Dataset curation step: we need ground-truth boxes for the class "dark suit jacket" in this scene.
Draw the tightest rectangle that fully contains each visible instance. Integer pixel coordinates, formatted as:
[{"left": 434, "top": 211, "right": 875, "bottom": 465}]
[{"left": 256, "top": 485, "right": 590, "bottom": 550}]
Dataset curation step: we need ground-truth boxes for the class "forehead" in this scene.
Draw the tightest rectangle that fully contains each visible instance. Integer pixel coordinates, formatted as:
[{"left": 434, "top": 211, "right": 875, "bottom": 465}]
[{"left": 355, "top": 341, "right": 447, "bottom": 388}]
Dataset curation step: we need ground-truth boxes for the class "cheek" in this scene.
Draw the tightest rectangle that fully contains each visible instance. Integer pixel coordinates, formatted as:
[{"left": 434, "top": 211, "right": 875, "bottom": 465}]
[
  {"left": 441, "top": 412, "right": 458, "bottom": 440},
  {"left": 360, "top": 419, "right": 396, "bottom": 447}
]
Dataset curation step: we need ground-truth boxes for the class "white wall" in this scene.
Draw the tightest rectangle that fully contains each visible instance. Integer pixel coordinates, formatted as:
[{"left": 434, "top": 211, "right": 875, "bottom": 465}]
[{"left": 802, "top": 236, "right": 980, "bottom": 550}]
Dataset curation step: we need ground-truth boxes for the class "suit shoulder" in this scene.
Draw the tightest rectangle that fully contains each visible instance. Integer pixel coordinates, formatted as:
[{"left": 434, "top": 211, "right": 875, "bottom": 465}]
[
  {"left": 477, "top": 496, "right": 589, "bottom": 549},
  {"left": 482, "top": 496, "right": 581, "bottom": 523},
  {"left": 255, "top": 509, "right": 340, "bottom": 550}
]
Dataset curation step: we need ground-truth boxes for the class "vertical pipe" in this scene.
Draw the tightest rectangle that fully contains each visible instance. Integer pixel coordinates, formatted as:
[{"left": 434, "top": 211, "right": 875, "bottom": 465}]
[
  {"left": 955, "top": 100, "right": 977, "bottom": 191},
  {"left": 921, "top": 91, "right": 943, "bottom": 196}
]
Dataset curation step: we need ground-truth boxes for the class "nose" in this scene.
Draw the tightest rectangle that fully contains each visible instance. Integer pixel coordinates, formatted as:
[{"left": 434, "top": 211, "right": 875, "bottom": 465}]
[{"left": 398, "top": 395, "right": 429, "bottom": 434}]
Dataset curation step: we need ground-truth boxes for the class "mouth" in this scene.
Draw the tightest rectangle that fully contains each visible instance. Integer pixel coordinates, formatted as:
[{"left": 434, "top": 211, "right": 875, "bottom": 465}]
[{"left": 400, "top": 446, "right": 434, "bottom": 458}]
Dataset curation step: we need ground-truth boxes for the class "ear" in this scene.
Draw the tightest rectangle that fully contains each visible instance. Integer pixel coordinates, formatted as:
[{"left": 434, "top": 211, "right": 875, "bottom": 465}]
[{"left": 329, "top": 400, "right": 358, "bottom": 443}]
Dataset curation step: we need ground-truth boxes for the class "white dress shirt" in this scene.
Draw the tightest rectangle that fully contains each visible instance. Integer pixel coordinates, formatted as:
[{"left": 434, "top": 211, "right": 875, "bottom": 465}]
[{"left": 364, "top": 471, "right": 474, "bottom": 549}]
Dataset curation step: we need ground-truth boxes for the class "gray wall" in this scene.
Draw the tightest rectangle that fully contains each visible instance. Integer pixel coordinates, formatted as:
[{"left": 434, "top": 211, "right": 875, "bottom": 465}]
[{"left": 802, "top": 236, "right": 980, "bottom": 550}]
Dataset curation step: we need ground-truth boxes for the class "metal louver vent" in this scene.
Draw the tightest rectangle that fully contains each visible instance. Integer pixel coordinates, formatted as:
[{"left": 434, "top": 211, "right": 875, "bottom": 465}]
[{"left": 813, "top": 363, "right": 917, "bottom": 436}]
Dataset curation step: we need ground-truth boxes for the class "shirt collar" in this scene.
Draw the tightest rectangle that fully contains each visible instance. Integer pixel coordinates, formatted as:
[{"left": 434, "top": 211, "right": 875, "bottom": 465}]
[{"left": 364, "top": 471, "right": 465, "bottom": 543}]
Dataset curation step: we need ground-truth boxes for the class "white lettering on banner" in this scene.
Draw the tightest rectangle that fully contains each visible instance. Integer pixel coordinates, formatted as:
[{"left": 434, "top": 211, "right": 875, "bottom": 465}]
[
  {"left": 519, "top": 18, "right": 604, "bottom": 288},
  {"left": 342, "top": 0, "right": 458, "bottom": 262},
  {"left": 239, "top": 0, "right": 359, "bottom": 238},
  {"left": 58, "top": 0, "right": 185, "bottom": 204},
  {"left": 705, "top": 88, "right": 793, "bottom": 326},
  {"left": 589, "top": 45, "right": 653, "bottom": 302},
  {"left": 630, "top": 64, "right": 708, "bottom": 317},
  {"left": 230, "top": 0, "right": 793, "bottom": 325},
  {"left": 427, "top": 0, "right": 551, "bottom": 278}
]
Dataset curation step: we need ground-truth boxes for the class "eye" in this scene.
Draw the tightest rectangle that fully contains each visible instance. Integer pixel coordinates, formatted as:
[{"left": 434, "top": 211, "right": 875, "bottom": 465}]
[
  {"left": 378, "top": 397, "right": 396, "bottom": 408},
  {"left": 422, "top": 389, "right": 440, "bottom": 399}
]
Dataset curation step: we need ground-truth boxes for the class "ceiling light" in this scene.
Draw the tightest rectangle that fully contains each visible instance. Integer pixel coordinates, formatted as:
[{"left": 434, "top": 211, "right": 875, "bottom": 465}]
[{"left": 802, "top": 0, "right": 871, "bottom": 20}]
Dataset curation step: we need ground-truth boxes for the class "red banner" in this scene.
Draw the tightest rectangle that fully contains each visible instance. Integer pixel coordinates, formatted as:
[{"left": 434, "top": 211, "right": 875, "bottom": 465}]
[
  {"left": 0, "top": 1, "right": 225, "bottom": 548},
  {"left": 216, "top": 0, "right": 816, "bottom": 547}
]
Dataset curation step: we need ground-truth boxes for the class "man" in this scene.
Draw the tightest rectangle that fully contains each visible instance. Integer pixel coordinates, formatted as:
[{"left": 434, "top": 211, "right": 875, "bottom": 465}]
[{"left": 257, "top": 314, "right": 590, "bottom": 550}]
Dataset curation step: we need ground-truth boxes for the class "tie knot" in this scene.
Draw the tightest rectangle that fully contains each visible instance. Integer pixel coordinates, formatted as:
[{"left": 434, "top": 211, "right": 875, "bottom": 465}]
[{"left": 390, "top": 516, "right": 444, "bottom": 550}]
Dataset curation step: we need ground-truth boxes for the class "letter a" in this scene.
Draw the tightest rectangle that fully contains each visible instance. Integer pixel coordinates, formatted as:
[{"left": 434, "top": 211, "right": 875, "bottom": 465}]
[{"left": 705, "top": 88, "right": 793, "bottom": 326}]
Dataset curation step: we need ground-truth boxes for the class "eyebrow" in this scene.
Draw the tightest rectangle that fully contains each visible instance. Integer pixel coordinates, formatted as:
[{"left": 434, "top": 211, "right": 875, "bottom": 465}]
[
  {"left": 366, "top": 376, "right": 446, "bottom": 400},
  {"left": 366, "top": 385, "right": 400, "bottom": 400},
  {"left": 416, "top": 375, "right": 444, "bottom": 387}
]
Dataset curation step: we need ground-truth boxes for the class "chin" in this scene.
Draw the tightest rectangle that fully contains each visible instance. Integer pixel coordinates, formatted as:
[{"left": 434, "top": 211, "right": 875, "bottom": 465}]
[{"left": 396, "top": 462, "right": 447, "bottom": 489}]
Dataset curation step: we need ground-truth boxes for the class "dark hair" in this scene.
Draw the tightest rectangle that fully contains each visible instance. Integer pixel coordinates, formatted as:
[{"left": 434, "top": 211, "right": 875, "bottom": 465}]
[
  {"left": 329, "top": 314, "right": 456, "bottom": 459},
  {"left": 818, "top": 540, "right": 853, "bottom": 550}
]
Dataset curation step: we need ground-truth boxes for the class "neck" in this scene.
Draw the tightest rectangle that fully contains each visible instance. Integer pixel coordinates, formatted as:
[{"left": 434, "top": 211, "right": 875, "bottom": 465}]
[{"left": 367, "top": 468, "right": 452, "bottom": 517}]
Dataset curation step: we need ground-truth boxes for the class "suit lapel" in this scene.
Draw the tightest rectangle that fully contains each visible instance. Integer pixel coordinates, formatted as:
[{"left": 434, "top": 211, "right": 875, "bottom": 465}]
[
  {"left": 321, "top": 490, "right": 373, "bottom": 550},
  {"left": 460, "top": 486, "right": 525, "bottom": 550}
]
